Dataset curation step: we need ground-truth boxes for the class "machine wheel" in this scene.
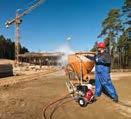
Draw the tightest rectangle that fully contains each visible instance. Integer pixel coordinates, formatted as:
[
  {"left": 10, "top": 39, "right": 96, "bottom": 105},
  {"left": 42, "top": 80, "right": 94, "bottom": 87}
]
[{"left": 78, "top": 97, "right": 88, "bottom": 107}]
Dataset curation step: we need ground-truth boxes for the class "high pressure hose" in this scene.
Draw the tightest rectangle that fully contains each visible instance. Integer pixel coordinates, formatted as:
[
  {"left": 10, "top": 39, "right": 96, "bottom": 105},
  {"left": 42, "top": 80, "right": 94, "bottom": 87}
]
[
  {"left": 49, "top": 98, "right": 74, "bottom": 119},
  {"left": 42, "top": 93, "right": 72, "bottom": 119}
]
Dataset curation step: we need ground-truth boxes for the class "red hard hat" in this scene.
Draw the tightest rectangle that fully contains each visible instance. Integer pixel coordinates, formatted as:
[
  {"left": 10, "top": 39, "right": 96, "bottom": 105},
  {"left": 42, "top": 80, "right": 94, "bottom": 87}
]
[{"left": 97, "top": 42, "right": 106, "bottom": 48}]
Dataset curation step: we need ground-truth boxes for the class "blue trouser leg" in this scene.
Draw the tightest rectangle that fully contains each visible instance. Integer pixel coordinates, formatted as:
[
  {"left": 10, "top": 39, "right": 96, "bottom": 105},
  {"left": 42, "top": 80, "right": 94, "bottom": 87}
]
[
  {"left": 102, "top": 81, "right": 118, "bottom": 99},
  {"left": 100, "top": 73, "right": 118, "bottom": 99},
  {"left": 95, "top": 73, "right": 102, "bottom": 97}
]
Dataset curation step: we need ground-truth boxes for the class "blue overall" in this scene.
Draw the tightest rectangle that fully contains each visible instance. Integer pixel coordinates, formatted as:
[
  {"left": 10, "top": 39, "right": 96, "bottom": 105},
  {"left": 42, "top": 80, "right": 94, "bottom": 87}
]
[{"left": 86, "top": 52, "right": 118, "bottom": 99}]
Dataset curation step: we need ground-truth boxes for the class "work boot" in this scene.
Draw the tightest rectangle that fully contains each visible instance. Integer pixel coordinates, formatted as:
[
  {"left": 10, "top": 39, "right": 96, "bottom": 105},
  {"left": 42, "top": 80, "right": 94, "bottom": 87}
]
[{"left": 112, "top": 97, "right": 118, "bottom": 103}]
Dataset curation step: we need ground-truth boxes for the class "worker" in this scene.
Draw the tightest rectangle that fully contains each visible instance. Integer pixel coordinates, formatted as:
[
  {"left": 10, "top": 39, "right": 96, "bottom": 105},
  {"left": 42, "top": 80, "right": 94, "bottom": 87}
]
[{"left": 86, "top": 42, "right": 118, "bottom": 102}]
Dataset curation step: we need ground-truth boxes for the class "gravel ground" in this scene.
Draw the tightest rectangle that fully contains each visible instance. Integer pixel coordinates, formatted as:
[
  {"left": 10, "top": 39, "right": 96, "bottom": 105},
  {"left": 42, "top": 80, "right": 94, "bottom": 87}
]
[{"left": 0, "top": 71, "right": 131, "bottom": 119}]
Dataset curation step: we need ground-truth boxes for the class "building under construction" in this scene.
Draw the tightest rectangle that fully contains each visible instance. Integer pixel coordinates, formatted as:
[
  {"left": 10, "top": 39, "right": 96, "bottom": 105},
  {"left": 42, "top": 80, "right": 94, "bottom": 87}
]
[{"left": 18, "top": 52, "right": 64, "bottom": 66}]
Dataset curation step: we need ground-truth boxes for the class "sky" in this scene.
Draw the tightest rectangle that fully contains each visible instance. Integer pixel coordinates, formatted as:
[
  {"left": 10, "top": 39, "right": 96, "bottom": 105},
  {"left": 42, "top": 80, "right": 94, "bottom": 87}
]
[{"left": 0, "top": 0, "right": 124, "bottom": 52}]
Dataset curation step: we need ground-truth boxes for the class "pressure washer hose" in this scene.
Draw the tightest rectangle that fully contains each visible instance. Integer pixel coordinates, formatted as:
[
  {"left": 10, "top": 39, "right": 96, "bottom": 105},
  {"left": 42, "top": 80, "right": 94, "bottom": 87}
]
[
  {"left": 42, "top": 93, "right": 72, "bottom": 119},
  {"left": 42, "top": 92, "right": 131, "bottom": 119},
  {"left": 49, "top": 98, "right": 74, "bottom": 119}
]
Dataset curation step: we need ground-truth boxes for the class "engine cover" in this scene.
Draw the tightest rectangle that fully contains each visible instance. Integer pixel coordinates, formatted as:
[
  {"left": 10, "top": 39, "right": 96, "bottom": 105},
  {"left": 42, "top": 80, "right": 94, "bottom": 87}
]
[{"left": 84, "top": 89, "right": 94, "bottom": 102}]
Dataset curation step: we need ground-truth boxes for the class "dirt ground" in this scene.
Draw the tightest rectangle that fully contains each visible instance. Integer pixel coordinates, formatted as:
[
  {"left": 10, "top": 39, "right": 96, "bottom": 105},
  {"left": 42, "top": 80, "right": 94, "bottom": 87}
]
[
  {"left": 0, "top": 59, "right": 14, "bottom": 65},
  {"left": 0, "top": 71, "right": 131, "bottom": 119}
]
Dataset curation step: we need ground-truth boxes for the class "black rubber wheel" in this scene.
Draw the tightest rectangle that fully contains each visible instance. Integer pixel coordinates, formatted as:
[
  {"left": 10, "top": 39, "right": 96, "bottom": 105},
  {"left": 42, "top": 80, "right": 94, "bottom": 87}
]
[{"left": 78, "top": 98, "right": 88, "bottom": 107}]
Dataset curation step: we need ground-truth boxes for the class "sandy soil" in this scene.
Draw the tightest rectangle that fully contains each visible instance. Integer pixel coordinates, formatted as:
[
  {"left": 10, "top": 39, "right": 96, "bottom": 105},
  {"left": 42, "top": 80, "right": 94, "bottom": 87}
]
[
  {"left": 0, "top": 71, "right": 131, "bottom": 119},
  {"left": 0, "top": 59, "right": 14, "bottom": 65}
]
